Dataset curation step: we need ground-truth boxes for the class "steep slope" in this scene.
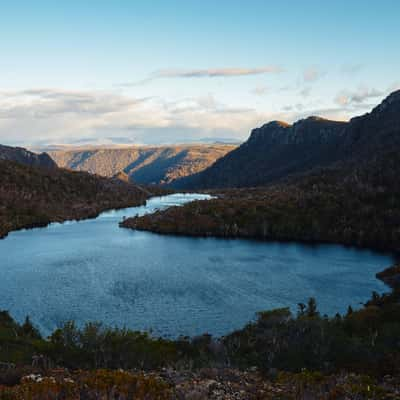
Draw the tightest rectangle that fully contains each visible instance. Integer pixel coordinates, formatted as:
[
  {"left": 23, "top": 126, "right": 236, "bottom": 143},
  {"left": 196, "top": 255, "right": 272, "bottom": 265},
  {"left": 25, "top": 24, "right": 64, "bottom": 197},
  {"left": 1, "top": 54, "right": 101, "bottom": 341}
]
[
  {"left": 176, "top": 90, "right": 400, "bottom": 189},
  {"left": 0, "top": 159, "right": 150, "bottom": 239},
  {"left": 49, "top": 144, "right": 236, "bottom": 185},
  {"left": 342, "top": 89, "right": 400, "bottom": 154},
  {"left": 0, "top": 144, "right": 56, "bottom": 169}
]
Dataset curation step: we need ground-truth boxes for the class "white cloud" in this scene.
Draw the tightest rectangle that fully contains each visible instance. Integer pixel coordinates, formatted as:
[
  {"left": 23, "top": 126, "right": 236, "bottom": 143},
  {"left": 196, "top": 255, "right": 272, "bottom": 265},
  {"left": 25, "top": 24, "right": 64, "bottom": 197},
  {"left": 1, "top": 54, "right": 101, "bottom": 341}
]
[
  {"left": 153, "top": 66, "right": 283, "bottom": 78},
  {"left": 388, "top": 81, "right": 400, "bottom": 93},
  {"left": 118, "top": 66, "right": 284, "bottom": 86},
  {"left": 0, "top": 83, "right": 392, "bottom": 147},
  {"left": 334, "top": 86, "right": 384, "bottom": 106},
  {"left": 0, "top": 88, "right": 282, "bottom": 145},
  {"left": 251, "top": 86, "right": 268, "bottom": 96},
  {"left": 303, "top": 67, "right": 323, "bottom": 82}
]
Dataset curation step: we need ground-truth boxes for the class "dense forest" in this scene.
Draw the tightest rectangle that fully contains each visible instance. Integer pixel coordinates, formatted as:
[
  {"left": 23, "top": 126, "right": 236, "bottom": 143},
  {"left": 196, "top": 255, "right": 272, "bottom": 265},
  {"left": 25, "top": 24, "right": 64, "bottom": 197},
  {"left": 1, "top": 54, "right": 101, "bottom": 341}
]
[
  {"left": 122, "top": 150, "right": 400, "bottom": 253},
  {"left": 0, "top": 160, "right": 152, "bottom": 239}
]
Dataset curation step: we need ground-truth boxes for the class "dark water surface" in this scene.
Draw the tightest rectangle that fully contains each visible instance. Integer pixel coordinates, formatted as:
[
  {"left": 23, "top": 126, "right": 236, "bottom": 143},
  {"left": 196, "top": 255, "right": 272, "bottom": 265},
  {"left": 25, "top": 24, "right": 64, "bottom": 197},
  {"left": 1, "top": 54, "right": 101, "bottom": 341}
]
[{"left": 0, "top": 193, "right": 394, "bottom": 337}]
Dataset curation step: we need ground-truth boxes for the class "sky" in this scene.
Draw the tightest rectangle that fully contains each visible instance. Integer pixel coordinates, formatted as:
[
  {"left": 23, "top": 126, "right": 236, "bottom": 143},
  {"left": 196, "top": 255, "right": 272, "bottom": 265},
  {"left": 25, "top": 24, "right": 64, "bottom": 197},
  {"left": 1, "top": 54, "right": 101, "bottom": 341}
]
[{"left": 0, "top": 0, "right": 399, "bottom": 146}]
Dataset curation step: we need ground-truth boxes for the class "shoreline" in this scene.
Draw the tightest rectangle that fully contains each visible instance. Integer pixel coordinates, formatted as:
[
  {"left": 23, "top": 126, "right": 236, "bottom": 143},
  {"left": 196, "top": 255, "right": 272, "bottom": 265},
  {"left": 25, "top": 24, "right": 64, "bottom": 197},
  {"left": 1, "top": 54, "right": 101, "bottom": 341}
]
[
  {"left": 120, "top": 220, "right": 400, "bottom": 258},
  {"left": 0, "top": 198, "right": 148, "bottom": 240}
]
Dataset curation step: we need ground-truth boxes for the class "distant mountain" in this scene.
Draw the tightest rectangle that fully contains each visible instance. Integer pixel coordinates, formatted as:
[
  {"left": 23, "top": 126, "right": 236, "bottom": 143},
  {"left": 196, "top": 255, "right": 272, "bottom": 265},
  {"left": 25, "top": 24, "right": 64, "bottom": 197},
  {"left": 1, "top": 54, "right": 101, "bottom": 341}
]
[
  {"left": 175, "top": 91, "right": 400, "bottom": 189},
  {"left": 0, "top": 144, "right": 56, "bottom": 169},
  {"left": 49, "top": 144, "right": 236, "bottom": 185}
]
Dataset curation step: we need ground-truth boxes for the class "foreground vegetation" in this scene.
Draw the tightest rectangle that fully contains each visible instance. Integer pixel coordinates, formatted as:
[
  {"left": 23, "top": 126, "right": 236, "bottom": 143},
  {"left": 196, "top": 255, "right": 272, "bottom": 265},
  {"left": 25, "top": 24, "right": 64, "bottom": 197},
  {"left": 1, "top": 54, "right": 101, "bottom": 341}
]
[
  {"left": 1, "top": 368, "right": 399, "bottom": 399},
  {"left": 122, "top": 151, "right": 400, "bottom": 253},
  {"left": 0, "top": 160, "right": 157, "bottom": 239},
  {"left": 0, "top": 264, "right": 399, "bottom": 398}
]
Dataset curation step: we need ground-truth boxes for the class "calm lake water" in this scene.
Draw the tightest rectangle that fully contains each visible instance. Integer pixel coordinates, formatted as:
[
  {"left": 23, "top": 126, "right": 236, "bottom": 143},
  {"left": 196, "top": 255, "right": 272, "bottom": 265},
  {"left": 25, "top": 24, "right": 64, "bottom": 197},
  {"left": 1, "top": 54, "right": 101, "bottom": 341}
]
[{"left": 0, "top": 193, "right": 394, "bottom": 337}]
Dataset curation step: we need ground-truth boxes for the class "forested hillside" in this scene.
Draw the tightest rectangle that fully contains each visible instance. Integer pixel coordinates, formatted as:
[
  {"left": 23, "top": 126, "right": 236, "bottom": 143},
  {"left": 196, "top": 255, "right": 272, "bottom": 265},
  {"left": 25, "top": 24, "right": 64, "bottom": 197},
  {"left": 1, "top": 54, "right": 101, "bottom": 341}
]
[{"left": 0, "top": 160, "right": 150, "bottom": 239}]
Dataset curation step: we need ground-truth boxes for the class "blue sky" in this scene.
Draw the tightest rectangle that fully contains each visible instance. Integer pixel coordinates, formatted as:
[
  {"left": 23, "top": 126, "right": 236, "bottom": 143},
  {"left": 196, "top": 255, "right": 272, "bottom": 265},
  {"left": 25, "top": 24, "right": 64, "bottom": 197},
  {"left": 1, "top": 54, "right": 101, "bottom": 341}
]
[{"left": 0, "top": 0, "right": 399, "bottom": 145}]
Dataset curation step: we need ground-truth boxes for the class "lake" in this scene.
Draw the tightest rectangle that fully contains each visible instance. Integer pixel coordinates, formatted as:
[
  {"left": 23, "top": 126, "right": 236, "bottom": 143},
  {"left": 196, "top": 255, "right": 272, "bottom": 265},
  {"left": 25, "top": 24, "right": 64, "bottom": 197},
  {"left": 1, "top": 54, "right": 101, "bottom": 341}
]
[{"left": 0, "top": 193, "right": 394, "bottom": 338}]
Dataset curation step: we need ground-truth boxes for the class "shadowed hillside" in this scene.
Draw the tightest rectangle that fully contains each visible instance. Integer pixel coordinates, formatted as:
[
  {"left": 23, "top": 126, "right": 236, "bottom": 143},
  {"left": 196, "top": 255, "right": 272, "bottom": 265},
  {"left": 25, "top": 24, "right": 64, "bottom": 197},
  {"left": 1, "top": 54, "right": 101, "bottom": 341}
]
[
  {"left": 0, "top": 159, "right": 151, "bottom": 239},
  {"left": 49, "top": 144, "right": 236, "bottom": 185},
  {"left": 175, "top": 90, "right": 400, "bottom": 189},
  {"left": 122, "top": 92, "right": 400, "bottom": 253},
  {"left": 0, "top": 145, "right": 56, "bottom": 169}
]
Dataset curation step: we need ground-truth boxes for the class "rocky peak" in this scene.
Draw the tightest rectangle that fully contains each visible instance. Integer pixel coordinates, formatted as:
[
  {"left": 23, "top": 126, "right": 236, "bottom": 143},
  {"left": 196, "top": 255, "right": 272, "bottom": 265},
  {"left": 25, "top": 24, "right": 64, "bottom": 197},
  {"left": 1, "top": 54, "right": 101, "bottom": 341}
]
[
  {"left": 290, "top": 116, "right": 346, "bottom": 144},
  {"left": 0, "top": 144, "right": 57, "bottom": 169},
  {"left": 247, "top": 121, "right": 291, "bottom": 145},
  {"left": 344, "top": 90, "right": 400, "bottom": 150},
  {"left": 373, "top": 89, "right": 400, "bottom": 114},
  {"left": 248, "top": 116, "right": 346, "bottom": 146}
]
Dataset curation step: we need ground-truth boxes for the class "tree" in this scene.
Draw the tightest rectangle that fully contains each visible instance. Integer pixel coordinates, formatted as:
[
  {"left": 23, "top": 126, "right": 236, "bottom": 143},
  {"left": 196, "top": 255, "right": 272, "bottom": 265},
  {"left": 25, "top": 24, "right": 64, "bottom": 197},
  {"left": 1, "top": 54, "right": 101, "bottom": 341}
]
[
  {"left": 21, "top": 316, "right": 41, "bottom": 339},
  {"left": 346, "top": 305, "right": 353, "bottom": 316},
  {"left": 306, "top": 297, "right": 319, "bottom": 318},
  {"left": 297, "top": 303, "right": 306, "bottom": 317}
]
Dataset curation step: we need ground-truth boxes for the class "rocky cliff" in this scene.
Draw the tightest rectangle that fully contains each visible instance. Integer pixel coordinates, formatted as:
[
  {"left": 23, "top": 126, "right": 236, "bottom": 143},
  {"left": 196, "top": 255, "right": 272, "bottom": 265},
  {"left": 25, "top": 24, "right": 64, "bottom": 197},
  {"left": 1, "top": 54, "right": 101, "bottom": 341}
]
[{"left": 175, "top": 91, "right": 400, "bottom": 189}]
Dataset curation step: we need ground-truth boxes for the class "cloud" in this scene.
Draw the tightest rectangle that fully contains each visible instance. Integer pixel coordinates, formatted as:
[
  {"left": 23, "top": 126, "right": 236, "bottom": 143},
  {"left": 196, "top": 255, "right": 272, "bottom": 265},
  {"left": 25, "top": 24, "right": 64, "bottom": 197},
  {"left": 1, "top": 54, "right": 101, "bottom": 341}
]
[
  {"left": 0, "top": 89, "right": 148, "bottom": 119},
  {"left": 118, "top": 66, "right": 284, "bottom": 86},
  {"left": 0, "top": 88, "right": 282, "bottom": 145},
  {"left": 299, "top": 87, "right": 311, "bottom": 97},
  {"left": 0, "top": 83, "right": 391, "bottom": 147},
  {"left": 388, "top": 81, "right": 400, "bottom": 93},
  {"left": 251, "top": 86, "right": 268, "bottom": 96},
  {"left": 334, "top": 86, "right": 384, "bottom": 106},
  {"left": 153, "top": 66, "right": 283, "bottom": 78},
  {"left": 303, "top": 67, "right": 323, "bottom": 82}
]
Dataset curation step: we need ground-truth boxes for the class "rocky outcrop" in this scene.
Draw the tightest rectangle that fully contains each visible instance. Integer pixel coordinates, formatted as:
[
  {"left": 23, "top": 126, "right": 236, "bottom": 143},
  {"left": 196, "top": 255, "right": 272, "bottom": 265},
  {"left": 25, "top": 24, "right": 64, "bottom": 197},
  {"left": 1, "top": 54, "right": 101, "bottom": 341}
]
[
  {"left": 176, "top": 90, "right": 400, "bottom": 189},
  {"left": 0, "top": 145, "right": 56, "bottom": 169},
  {"left": 248, "top": 117, "right": 346, "bottom": 146},
  {"left": 175, "top": 117, "right": 346, "bottom": 189},
  {"left": 343, "top": 90, "right": 400, "bottom": 154}
]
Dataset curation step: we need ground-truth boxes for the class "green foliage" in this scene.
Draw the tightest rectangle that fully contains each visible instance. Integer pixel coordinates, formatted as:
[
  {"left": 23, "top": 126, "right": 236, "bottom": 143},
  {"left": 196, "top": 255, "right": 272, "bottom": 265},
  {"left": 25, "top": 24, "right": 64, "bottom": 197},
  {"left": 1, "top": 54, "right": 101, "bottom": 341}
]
[{"left": 1, "top": 287, "right": 400, "bottom": 378}]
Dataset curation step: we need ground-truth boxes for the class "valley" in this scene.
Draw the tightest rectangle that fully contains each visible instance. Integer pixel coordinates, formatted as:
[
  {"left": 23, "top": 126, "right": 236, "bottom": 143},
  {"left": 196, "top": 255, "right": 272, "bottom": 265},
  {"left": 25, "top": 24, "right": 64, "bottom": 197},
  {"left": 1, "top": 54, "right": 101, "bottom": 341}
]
[{"left": 2, "top": 3, "right": 400, "bottom": 398}]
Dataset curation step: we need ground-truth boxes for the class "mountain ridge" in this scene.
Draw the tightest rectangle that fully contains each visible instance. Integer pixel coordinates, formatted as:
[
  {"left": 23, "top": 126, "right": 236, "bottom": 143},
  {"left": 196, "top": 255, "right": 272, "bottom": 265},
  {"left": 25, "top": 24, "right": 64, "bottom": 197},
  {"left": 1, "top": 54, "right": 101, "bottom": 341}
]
[
  {"left": 0, "top": 144, "right": 56, "bottom": 169},
  {"left": 49, "top": 144, "right": 236, "bottom": 185},
  {"left": 174, "top": 90, "right": 400, "bottom": 189}
]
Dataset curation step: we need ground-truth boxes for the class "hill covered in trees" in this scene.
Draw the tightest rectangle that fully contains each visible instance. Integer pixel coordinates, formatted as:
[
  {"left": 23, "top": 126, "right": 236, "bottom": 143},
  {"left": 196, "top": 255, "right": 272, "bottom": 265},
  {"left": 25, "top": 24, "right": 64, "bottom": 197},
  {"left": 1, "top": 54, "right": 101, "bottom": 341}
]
[
  {"left": 49, "top": 144, "right": 236, "bottom": 186},
  {"left": 0, "top": 144, "right": 56, "bottom": 169},
  {"left": 121, "top": 149, "right": 400, "bottom": 252},
  {"left": 0, "top": 159, "right": 151, "bottom": 239}
]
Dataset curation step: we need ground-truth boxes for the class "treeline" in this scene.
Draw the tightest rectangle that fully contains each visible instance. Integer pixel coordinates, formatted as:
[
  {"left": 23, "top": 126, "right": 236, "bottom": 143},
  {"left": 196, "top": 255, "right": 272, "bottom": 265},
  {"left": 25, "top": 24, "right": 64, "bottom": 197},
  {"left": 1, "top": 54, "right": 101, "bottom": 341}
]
[
  {"left": 1, "top": 266, "right": 400, "bottom": 379},
  {"left": 121, "top": 151, "right": 400, "bottom": 253}
]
